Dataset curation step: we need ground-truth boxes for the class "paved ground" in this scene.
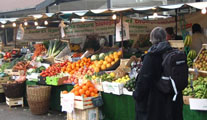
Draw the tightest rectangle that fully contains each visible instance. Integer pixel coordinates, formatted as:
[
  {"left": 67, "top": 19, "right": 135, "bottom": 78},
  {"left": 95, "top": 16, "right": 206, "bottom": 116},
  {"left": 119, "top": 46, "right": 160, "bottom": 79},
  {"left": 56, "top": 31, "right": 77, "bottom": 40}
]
[{"left": 0, "top": 103, "right": 66, "bottom": 120}]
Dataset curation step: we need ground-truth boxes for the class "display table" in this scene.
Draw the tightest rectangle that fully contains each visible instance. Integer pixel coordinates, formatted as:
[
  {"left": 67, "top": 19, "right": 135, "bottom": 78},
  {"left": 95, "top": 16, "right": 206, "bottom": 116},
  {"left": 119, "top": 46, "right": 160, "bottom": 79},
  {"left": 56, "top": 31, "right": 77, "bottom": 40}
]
[{"left": 26, "top": 81, "right": 207, "bottom": 120}]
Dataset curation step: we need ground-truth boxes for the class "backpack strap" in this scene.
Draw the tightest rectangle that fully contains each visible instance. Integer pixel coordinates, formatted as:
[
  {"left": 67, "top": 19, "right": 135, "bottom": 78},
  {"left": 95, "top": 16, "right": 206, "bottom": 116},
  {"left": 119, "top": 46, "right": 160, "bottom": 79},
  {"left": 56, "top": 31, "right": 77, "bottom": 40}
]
[{"left": 161, "top": 76, "right": 178, "bottom": 101}]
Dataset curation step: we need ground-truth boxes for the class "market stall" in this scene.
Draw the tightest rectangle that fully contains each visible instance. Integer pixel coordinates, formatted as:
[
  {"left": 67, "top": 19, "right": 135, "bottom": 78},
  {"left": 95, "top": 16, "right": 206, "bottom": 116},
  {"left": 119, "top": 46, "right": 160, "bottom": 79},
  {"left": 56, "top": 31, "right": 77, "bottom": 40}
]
[{"left": 0, "top": 1, "right": 207, "bottom": 120}]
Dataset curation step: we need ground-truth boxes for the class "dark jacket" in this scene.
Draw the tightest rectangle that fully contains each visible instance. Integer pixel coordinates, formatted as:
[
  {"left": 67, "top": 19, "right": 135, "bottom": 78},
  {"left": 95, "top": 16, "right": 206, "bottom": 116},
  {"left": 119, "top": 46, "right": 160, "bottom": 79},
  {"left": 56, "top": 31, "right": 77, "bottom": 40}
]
[{"left": 133, "top": 41, "right": 183, "bottom": 120}]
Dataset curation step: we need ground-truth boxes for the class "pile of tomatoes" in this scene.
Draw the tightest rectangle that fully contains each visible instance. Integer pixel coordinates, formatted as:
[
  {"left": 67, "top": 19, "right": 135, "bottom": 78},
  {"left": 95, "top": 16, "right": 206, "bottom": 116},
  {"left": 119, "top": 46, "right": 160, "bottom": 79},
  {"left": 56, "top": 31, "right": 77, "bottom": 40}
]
[{"left": 40, "top": 61, "right": 68, "bottom": 77}]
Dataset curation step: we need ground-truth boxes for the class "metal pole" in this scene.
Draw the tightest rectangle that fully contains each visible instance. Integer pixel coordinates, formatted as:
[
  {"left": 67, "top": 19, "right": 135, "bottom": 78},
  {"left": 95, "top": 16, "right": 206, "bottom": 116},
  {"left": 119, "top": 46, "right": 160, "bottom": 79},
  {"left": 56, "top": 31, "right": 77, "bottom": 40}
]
[
  {"left": 107, "top": 0, "right": 112, "bottom": 9},
  {"left": 14, "top": 28, "right": 17, "bottom": 48},
  {"left": 5, "top": 29, "right": 7, "bottom": 45},
  {"left": 121, "top": 14, "right": 124, "bottom": 48},
  {"left": 175, "top": 9, "right": 178, "bottom": 36},
  {"left": 46, "top": 6, "right": 49, "bottom": 13},
  {"left": 114, "top": 19, "right": 116, "bottom": 46}
]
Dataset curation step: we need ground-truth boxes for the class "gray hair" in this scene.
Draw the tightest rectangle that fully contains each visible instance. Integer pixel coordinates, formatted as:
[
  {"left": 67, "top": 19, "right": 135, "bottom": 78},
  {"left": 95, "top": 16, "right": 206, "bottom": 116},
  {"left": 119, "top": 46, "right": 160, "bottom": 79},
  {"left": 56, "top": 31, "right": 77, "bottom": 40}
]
[{"left": 150, "top": 27, "right": 167, "bottom": 44}]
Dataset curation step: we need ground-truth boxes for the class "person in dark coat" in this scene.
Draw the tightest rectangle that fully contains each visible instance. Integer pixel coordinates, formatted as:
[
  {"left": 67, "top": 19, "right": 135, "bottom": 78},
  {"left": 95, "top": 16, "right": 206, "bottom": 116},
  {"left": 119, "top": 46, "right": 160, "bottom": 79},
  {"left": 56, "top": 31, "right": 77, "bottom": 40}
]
[{"left": 133, "top": 27, "right": 183, "bottom": 120}]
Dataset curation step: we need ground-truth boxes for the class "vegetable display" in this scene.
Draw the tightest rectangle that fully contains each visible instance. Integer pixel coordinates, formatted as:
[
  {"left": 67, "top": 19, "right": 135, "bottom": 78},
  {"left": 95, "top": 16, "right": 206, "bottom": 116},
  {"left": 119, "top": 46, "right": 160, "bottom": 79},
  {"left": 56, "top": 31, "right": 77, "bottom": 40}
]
[
  {"left": 7, "top": 56, "right": 25, "bottom": 69},
  {"left": 40, "top": 61, "right": 67, "bottom": 77},
  {"left": 13, "top": 61, "right": 33, "bottom": 71},
  {"left": 72, "top": 53, "right": 83, "bottom": 58},
  {"left": 0, "top": 63, "right": 10, "bottom": 72},
  {"left": 4, "top": 52, "right": 12, "bottom": 60},
  {"left": 124, "top": 78, "right": 136, "bottom": 91},
  {"left": 32, "top": 44, "right": 47, "bottom": 60},
  {"left": 47, "top": 40, "right": 67, "bottom": 58}
]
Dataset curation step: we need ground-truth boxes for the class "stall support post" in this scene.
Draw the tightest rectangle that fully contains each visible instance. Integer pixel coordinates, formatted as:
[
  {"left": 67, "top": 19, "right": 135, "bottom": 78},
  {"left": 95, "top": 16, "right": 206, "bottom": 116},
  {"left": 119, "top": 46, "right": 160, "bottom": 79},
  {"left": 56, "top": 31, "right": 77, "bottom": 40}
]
[
  {"left": 14, "top": 28, "right": 17, "bottom": 48},
  {"left": 121, "top": 13, "right": 124, "bottom": 48},
  {"left": 175, "top": 9, "right": 178, "bottom": 36},
  {"left": 46, "top": 6, "right": 49, "bottom": 13},
  {"left": 114, "top": 19, "right": 117, "bottom": 46}
]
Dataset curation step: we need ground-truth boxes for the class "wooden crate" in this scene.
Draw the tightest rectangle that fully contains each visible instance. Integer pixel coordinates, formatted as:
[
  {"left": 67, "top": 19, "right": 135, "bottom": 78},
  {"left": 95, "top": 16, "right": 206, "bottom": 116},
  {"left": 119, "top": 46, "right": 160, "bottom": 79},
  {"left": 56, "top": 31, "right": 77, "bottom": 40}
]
[
  {"left": 67, "top": 108, "right": 99, "bottom": 120},
  {"left": 193, "top": 44, "right": 207, "bottom": 71},
  {"left": 189, "top": 68, "right": 207, "bottom": 80},
  {"left": 61, "top": 93, "right": 94, "bottom": 110},
  {"left": 168, "top": 40, "right": 184, "bottom": 51},
  {"left": 4, "top": 69, "right": 24, "bottom": 76},
  {"left": 6, "top": 97, "right": 24, "bottom": 108},
  {"left": 74, "top": 96, "right": 94, "bottom": 110}
]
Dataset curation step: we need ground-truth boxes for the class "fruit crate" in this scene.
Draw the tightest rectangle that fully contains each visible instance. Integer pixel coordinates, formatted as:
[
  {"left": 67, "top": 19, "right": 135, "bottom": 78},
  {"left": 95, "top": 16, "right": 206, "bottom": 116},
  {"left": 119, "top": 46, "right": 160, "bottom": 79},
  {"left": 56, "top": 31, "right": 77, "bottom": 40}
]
[
  {"left": 46, "top": 76, "right": 68, "bottom": 86},
  {"left": 189, "top": 98, "right": 207, "bottom": 111},
  {"left": 183, "top": 70, "right": 207, "bottom": 105},
  {"left": 123, "top": 88, "right": 133, "bottom": 96},
  {"left": 67, "top": 107, "right": 99, "bottom": 120},
  {"left": 193, "top": 44, "right": 207, "bottom": 72},
  {"left": 61, "top": 93, "right": 95, "bottom": 110},
  {"left": 102, "top": 82, "right": 124, "bottom": 95},
  {"left": 4, "top": 69, "right": 24, "bottom": 76},
  {"left": 6, "top": 97, "right": 24, "bottom": 108}
]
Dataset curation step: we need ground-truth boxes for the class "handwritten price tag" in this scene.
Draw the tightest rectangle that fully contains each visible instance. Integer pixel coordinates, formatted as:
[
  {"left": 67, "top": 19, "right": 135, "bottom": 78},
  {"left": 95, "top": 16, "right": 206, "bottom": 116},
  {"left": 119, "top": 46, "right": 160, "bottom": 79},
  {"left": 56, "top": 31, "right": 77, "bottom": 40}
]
[{"left": 61, "top": 93, "right": 75, "bottom": 113}]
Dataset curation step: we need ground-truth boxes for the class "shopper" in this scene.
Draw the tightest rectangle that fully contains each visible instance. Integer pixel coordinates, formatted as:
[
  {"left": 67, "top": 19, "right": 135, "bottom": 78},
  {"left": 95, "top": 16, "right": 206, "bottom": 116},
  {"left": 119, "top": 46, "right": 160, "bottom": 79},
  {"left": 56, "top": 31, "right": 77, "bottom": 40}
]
[
  {"left": 166, "top": 27, "right": 183, "bottom": 40},
  {"left": 190, "top": 23, "right": 207, "bottom": 54},
  {"left": 133, "top": 27, "right": 184, "bottom": 120},
  {"left": 166, "top": 27, "right": 176, "bottom": 40}
]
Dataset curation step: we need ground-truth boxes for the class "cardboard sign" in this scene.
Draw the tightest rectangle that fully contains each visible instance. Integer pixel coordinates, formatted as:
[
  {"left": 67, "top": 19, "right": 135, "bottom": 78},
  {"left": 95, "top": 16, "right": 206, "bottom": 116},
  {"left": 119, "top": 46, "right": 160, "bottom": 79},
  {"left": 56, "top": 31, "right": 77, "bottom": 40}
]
[
  {"left": 61, "top": 93, "right": 75, "bottom": 113},
  {"left": 189, "top": 98, "right": 207, "bottom": 111},
  {"left": 23, "top": 27, "right": 60, "bottom": 41},
  {"left": 116, "top": 20, "right": 130, "bottom": 42}
]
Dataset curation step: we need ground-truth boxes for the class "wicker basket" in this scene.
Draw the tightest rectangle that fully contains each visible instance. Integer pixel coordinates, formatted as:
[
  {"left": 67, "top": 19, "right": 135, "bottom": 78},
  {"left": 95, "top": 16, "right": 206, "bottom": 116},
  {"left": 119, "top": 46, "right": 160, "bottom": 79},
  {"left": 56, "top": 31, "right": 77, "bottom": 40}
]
[
  {"left": 27, "top": 86, "right": 51, "bottom": 115},
  {"left": 2, "top": 82, "right": 25, "bottom": 98},
  {"left": 28, "top": 100, "right": 50, "bottom": 115}
]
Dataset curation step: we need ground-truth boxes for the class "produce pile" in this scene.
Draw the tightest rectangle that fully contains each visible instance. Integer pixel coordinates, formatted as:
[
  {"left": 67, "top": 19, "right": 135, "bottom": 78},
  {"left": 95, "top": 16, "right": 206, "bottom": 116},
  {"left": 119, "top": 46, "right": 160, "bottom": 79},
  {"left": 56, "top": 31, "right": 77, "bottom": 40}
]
[
  {"left": 184, "top": 35, "right": 192, "bottom": 47},
  {"left": 124, "top": 78, "right": 136, "bottom": 91},
  {"left": 90, "top": 51, "right": 122, "bottom": 72},
  {"left": 194, "top": 48, "right": 207, "bottom": 71},
  {"left": 0, "top": 50, "right": 20, "bottom": 60},
  {"left": 0, "top": 56, "right": 25, "bottom": 72},
  {"left": 187, "top": 50, "right": 197, "bottom": 68},
  {"left": 72, "top": 53, "right": 83, "bottom": 58},
  {"left": 63, "top": 75, "right": 78, "bottom": 84},
  {"left": 70, "top": 81, "right": 99, "bottom": 97},
  {"left": 27, "top": 66, "right": 46, "bottom": 75},
  {"left": 47, "top": 40, "right": 67, "bottom": 58},
  {"left": 183, "top": 75, "right": 207, "bottom": 99},
  {"left": 13, "top": 61, "right": 33, "bottom": 71},
  {"left": 40, "top": 62, "right": 67, "bottom": 77},
  {"left": 61, "top": 57, "right": 93, "bottom": 75},
  {"left": 88, "top": 72, "right": 115, "bottom": 82},
  {"left": 32, "top": 44, "right": 47, "bottom": 60}
]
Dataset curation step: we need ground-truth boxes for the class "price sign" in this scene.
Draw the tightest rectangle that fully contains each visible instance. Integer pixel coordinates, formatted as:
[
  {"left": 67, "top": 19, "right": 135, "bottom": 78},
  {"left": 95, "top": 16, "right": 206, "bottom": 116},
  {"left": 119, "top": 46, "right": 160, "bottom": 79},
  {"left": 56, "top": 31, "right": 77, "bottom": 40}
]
[{"left": 61, "top": 93, "right": 75, "bottom": 113}]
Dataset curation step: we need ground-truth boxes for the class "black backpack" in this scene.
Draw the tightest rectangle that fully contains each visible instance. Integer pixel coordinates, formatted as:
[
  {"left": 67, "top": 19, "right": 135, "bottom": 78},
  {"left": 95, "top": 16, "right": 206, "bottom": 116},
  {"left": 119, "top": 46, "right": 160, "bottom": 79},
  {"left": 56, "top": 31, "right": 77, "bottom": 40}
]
[{"left": 156, "top": 49, "right": 188, "bottom": 101}]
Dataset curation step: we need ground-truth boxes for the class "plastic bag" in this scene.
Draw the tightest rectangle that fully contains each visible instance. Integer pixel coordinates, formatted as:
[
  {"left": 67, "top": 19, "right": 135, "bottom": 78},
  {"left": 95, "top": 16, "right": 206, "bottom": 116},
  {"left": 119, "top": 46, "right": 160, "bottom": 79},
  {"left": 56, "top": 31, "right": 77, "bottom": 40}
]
[
  {"left": 16, "top": 24, "right": 24, "bottom": 40},
  {"left": 55, "top": 45, "right": 72, "bottom": 59},
  {"left": 92, "top": 96, "right": 104, "bottom": 107}
]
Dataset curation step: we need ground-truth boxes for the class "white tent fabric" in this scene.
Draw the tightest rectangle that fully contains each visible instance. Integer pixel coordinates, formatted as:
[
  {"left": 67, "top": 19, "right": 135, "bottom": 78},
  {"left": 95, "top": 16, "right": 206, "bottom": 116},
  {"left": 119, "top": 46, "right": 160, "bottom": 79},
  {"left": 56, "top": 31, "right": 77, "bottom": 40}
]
[
  {"left": 187, "top": 2, "right": 207, "bottom": 9},
  {"left": 1, "top": 2, "right": 207, "bottom": 25}
]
